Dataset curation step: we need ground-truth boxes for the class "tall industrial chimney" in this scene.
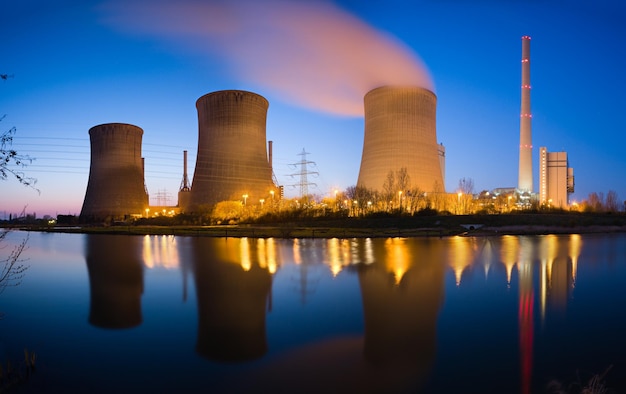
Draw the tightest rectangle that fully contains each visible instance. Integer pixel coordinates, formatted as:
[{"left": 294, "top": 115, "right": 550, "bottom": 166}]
[
  {"left": 188, "top": 90, "right": 274, "bottom": 210},
  {"left": 80, "top": 123, "right": 148, "bottom": 222},
  {"left": 518, "top": 36, "right": 533, "bottom": 193},
  {"left": 178, "top": 150, "right": 191, "bottom": 211},
  {"left": 180, "top": 150, "right": 190, "bottom": 192},
  {"left": 357, "top": 86, "right": 444, "bottom": 194}
]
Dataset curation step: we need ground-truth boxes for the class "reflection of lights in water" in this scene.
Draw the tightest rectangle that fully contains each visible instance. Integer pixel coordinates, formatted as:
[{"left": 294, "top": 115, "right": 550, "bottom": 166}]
[
  {"left": 448, "top": 237, "right": 474, "bottom": 286},
  {"left": 293, "top": 239, "right": 301, "bottom": 265},
  {"left": 500, "top": 235, "right": 519, "bottom": 287},
  {"left": 479, "top": 239, "right": 493, "bottom": 279},
  {"left": 569, "top": 234, "right": 582, "bottom": 288},
  {"left": 362, "top": 238, "right": 374, "bottom": 265},
  {"left": 539, "top": 235, "right": 557, "bottom": 323},
  {"left": 327, "top": 238, "right": 343, "bottom": 277},
  {"left": 266, "top": 238, "right": 277, "bottom": 274},
  {"left": 257, "top": 238, "right": 267, "bottom": 270},
  {"left": 142, "top": 235, "right": 179, "bottom": 269},
  {"left": 519, "top": 291, "right": 534, "bottom": 394},
  {"left": 385, "top": 238, "right": 408, "bottom": 285},
  {"left": 240, "top": 237, "right": 251, "bottom": 271},
  {"left": 255, "top": 238, "right": 278, "bottom": 274},
  {"left": 326, "top": 238, "right": 354, "bottom": 277}
]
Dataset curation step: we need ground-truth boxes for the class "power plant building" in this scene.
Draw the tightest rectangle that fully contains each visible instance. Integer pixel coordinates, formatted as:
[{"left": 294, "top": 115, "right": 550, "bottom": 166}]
[
  {"left": 80, "top": 123, "right": 148, "bottom": 222},
  {"left": 187, "top": 90, "right": 275, "bottom": 211},
  {"left": 357, "top": 86, "right": 444, "bottom": 193},
  {"left": 539, "top": 147, "right": 574, "bottom": 208}
]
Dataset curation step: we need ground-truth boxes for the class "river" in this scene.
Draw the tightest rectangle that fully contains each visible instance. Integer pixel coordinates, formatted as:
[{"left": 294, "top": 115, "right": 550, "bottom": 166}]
[{"left": 1, "top": 231, "right": 625, "bottom": 393}]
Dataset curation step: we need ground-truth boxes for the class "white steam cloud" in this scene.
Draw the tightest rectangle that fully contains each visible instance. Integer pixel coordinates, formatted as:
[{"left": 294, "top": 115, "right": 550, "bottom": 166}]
[{"left": 100, "top": 0, "right": 433, "bottom": 116}]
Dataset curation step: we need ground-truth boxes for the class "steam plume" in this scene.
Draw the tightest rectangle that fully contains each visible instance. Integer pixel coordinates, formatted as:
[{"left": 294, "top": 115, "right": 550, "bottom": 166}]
[{"left": 101, "top": 0, "right": 433, "bottom": 116}]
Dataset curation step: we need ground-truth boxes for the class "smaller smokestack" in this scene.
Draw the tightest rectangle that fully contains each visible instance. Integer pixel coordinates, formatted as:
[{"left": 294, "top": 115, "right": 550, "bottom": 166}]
[
  {"left": 180, "top": 150, "right": 190, "bottom": 192},
  {"left": 268, "top": 141, "right": 273, "bottom": 173},
  {"left": 184, "top": 150, "right": 188, "bottom": 184},
  {"left": 142, "top": 157, "right": 148, "bottom": 199}
]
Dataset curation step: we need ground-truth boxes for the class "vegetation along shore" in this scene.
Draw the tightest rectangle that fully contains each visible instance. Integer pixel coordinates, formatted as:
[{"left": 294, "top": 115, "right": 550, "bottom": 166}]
[{"left": 6, "top": 212, "right": 626, "bottom": 238}]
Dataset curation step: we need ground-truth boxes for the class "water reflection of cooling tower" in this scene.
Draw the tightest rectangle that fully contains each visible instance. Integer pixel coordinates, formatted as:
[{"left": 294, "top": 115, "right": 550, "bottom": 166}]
[
  {"left": 85, "top": 234, "right": 144, "bottom": 329},
  {"left": 188, "top": 90, "right": 274, "bottom": 210},
  {"left": 357, "top": 86, "right": 444, "bottom": 192},
  {"left": 80, "top": 123, "right": 148, "bottom": 222},
  {"left": 191, "top": 238, "right": 273, "bottom": 361},
  {"left": 357, "top": 238, "right": 445, "bottom": 390}
]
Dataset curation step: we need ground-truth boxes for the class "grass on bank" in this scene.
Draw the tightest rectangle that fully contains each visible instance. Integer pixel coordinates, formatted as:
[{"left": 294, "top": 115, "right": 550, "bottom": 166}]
[{"left": 9, "top": 211, "right": 626, "bottom": 238}]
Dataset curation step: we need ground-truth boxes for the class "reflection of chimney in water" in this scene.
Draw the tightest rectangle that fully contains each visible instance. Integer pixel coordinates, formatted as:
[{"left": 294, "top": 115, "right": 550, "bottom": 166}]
[
  {"left": 85, "top": 234, "right": 144, "bottom": 329},
  {"left": 190, "top": 238, "right": 273, "bottom": 362}
]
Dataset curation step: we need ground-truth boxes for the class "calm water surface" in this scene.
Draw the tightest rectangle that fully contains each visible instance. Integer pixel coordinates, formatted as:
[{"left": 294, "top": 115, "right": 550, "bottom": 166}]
[{"left": 1, "top": 231, "right": 625, "bottom": 393}]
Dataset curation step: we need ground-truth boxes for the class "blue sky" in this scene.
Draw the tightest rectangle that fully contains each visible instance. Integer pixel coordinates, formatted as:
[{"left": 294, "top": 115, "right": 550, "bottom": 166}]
[{"left": 1, "top": 0, "right": 625, "bottom": 217}]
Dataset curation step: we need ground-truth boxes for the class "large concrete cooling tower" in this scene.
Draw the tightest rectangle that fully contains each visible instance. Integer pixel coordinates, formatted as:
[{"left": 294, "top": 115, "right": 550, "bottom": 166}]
[
  {"left": 189, "top": 90, "right": 274, "bottom": 210},
  {"left": 80, "top": 123, "right": 148, "bottom": 222},
  {"left": 357, "top": 86, "right": 444, "bottom": 193}
]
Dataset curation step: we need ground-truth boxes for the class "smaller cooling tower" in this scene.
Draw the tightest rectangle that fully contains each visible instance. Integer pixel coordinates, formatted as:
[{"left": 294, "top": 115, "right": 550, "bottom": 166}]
[
  {"left": 357, "top": 86, "right": 444, "bottom": 193},
  {"left": 80, "top": 123, "right": 148, "bottom": 222},
  {"left": 189, "top": 90, "right": 274, "bottom": 210}
]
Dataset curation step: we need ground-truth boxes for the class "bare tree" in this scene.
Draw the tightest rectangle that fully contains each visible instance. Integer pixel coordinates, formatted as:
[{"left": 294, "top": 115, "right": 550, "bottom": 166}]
[
  {"left": 1, "top": 117, "right": 36, "bottom": 188},
  {"left": 458, "top": 177, "right": 475, "bottom": 194},
  {"left": 1, "top": 76, "right": 35, "bottom": 318},
  {"left": 586, "top": 192, "right": 604, "bottom": 212},
  {"left": 382, "top": 170, "right": 395, "bottom": 211},
  {"left": 396, "top": 167, "right": 411, "bottom": 193},
  {"left": 605, "top": 190, "right": 620, "bottom": 212},
  {"left": 457, "top": 177, "right": 475, "bottom": 214}
]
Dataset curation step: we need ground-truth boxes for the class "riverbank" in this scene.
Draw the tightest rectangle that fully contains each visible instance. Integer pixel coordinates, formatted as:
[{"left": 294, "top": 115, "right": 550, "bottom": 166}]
[{"left": 7, "top": 212, "right": 626, "bottom": 238}]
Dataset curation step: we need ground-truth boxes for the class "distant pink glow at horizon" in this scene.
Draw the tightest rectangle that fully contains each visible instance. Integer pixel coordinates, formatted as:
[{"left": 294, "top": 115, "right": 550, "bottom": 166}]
[{"left": 100, "top": 0, "right": 433, "bottom": 117}]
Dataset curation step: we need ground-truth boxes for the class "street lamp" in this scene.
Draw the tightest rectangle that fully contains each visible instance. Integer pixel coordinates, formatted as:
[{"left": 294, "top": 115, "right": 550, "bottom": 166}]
[
  {"left": 270, "top": 190, "right": 274, "bottom": 200},
  {"left": 242, "top": 194, "right": 248, "bottom": 206},
  {"left": 260, "top": 198, "right": 265, "bottom": 208},
  {"left": 398, "top": 190, "right": 403, "bottom": 210},
  {"left": 457, "top": 192, "right": 463, "bottom": 215}
]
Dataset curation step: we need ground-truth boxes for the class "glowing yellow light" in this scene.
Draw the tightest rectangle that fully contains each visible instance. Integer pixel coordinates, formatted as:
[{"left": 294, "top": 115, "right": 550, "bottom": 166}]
[
  {"left": 385, "top": 238, "right": 408, "bottom": 285},
  {"left": 266, "top": 238, "right": 277, "bottom": 274},
  {"left": 240, "top": 237, "right": 251, "bottom": 271},
  {"left": 501, "top": 235, "right": 519, "bottom": 286}
]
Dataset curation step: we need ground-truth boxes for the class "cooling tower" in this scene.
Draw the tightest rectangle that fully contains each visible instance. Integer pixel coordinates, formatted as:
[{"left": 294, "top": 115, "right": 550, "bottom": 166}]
[
  {"left": 189, "top": 90, "right": 274, "bottom": 210},
  {"left": 357, "top": 86, "right": 444, "bottom": 193},
  {"left": 518, "top": 36, "right": 533, "bottom": 192},
  {"left": 80, "top": 123, "right": 148, "bottom": 222}
]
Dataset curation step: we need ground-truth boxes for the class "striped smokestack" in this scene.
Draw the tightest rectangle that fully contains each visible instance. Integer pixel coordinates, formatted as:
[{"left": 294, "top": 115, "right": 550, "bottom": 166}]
[{"left": 518, "top": 36, "right": 533, "bottom": 192}]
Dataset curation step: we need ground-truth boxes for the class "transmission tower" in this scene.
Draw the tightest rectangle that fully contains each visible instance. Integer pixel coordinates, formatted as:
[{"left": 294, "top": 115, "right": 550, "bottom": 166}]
[
  {"left": 289, "top": 148, "right": 318, "bottom": 200},
  {"left": 154, "top": 189, "right": 171, "bottom": 206}
]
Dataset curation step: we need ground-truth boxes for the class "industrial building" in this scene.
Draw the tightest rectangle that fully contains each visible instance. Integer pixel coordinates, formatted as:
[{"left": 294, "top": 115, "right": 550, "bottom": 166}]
[
  {"left": 80, "top": 123, "right": 148, "bottom": 222},
  {"left": 539, "top": 147, "right": 574, "bottom": 208},
  {"left": 186, "top": 90, "right": 276, "bottom": 211},
  {"left": 357, "top": 86, "right": 445, "bottom": 194}
]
